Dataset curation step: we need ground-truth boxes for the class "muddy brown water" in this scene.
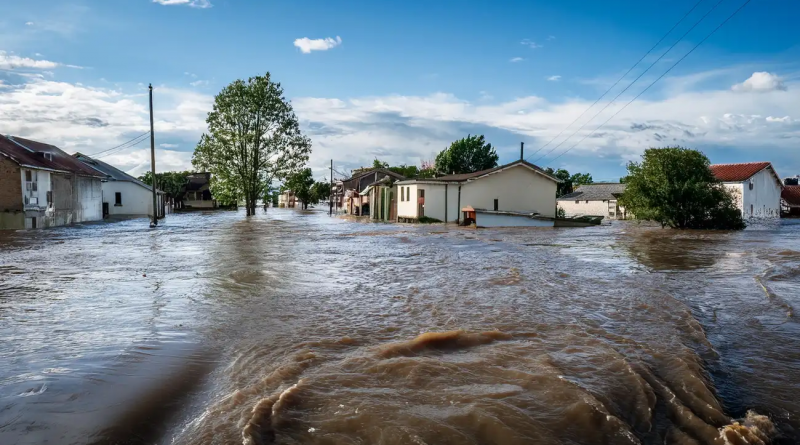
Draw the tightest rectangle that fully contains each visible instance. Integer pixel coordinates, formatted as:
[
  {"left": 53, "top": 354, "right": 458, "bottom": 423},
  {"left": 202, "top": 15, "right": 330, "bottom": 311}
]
[{"left": 1, "top": 210, "right": 799, "bottom": 445}]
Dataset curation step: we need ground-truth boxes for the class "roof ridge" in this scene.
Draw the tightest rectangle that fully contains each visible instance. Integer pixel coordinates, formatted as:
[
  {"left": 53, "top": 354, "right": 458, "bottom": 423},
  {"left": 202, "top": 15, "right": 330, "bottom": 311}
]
[{"left": 710, "top": 161, "right": 770, "bottom": 166}]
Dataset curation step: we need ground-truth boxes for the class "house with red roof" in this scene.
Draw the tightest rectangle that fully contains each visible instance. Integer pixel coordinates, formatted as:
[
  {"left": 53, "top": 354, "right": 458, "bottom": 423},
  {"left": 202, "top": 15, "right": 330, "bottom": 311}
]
[
  {"left": 0, "top": 135, "right": 105, "bottom": 229},
  {"left": 781, "top": 185, "right": 800, "bottom": 217},
  {"left": 709, "top": 162, "right": 783, "bottom": 219}
]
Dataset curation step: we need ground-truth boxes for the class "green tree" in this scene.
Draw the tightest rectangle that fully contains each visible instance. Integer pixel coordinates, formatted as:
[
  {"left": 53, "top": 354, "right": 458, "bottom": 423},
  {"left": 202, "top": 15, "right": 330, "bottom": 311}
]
[
  {"left": 372, "top": 159, "right": 390, "bottom": 169},
  {"left": 618, "top": 146, "right": 745, "bottom": 230},
  {"left": 543, "top": 168, "right": 593, "bottom": 197},
  {"left": 311, "top": 181, "right": 331, "bottom": 203},
  {"left": 285, "top": 168, "right": 316, "bottom": 209},
  {"left": 570, "top": 172, "right": 593, "bottom": 188},
  {"left": 192, "top": 72, "right": 311, "bottom": 216},
  {"left": 434, "top": 134, "right": 498, "bottom": 175},
  {"left": 138, "top": 171, "right": 192, "bottom": 206}
]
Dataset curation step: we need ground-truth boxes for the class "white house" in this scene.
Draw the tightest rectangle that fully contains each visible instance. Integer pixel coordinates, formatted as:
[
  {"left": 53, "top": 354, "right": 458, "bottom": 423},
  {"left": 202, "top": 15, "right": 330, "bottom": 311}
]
[
  {"left": 0, "top": 135, "right": 104, "bottom": 229},
  {"left": 395, "top": 159, "right": 559, "bottom": 227},
  {"left": 74, "top": 153, "right": 165, "bottom": 219},
  {"left": 279, "top": 190, "right": 296, "bottom": 208},
  {"left": 710, "top": 162, "right": 782, "bottom": 219},
  {"left": 557, "top": 183, "right": 628, "bottom": 220}
]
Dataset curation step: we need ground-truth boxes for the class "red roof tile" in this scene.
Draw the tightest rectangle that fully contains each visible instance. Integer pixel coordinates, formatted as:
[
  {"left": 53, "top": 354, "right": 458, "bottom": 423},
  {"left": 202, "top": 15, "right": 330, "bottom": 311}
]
[
  {"left": 0, "top": 135, "right": 104, "bottom": 177},
  {"left": 709, "top": 162, "right": 772, "bottom": 182},
  {"left": 782, "top": 185, "right": 800, "bottom": 206}
]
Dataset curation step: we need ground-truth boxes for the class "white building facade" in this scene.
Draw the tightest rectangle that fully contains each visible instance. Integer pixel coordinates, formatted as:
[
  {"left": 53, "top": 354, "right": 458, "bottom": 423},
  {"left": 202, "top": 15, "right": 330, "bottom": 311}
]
[
  {"left": 710, "top": 162, "right": 782, "bottom": 219},
  {"left": 75, "top": 153, "right": 165, "bottom": 218},
  {"left": 395, "top": 160, "right": 559, "bottom": 225},
  {"left": 557, "top": 183, "right": 628, "bottom": 220}
]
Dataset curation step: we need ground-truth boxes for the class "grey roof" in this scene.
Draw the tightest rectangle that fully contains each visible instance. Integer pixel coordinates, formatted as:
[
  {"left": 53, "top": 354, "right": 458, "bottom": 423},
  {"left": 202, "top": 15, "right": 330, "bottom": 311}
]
[
  {"left": 74, "top": 153, "right": 160, "bottom": 192},
  {"left": 557, "top": 183, "right": 626, "bottom": 201}
]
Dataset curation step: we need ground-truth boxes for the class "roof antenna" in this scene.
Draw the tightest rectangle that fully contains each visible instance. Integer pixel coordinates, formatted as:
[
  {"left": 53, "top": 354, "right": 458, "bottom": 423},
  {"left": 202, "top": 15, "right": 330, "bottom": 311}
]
[{"left": 520, "top": 142, "right": 524, "bottom": 160}]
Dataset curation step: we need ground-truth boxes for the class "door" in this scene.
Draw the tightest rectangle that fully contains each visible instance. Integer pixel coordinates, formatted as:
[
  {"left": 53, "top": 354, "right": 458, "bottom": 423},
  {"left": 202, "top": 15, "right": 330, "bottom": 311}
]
[{"left": 418, "top": 189, "right": 425, "bottom": 217}]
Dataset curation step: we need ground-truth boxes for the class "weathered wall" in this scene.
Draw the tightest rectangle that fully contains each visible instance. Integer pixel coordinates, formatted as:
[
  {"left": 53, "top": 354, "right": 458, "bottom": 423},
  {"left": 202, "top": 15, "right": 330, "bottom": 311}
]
[
  {"left": 742, "top": 169, "right": 782, "bottom": 219},
  {"left": 0, "top": 157, "right": 22, "bottom": 211},
  {"left": 103, "top": 181, "right": 153, "bottom": 216},
  {"left": 461, "top": 166, "right": 557, "bottom": 217},
  {"left": 75, "top": 176, "right": 103, "bottom": 222},
  {"left": 50, "top": 173, "right": 75, "bottom": 227}
]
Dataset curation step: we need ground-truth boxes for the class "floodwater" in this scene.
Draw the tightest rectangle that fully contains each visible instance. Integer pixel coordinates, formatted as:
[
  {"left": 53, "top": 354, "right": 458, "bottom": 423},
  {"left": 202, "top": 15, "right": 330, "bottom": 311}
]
[{"left": 1, "top": 210, "right": 799, "bottom": 445}]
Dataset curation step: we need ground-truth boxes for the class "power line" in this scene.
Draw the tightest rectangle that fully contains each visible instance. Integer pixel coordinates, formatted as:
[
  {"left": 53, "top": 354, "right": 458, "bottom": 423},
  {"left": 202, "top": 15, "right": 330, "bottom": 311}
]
[
  {"left": 90, "top": 131, "right": 150, "bottom": 157},
  {"left": 524, "top": 0, "right": 707, "bottom": 163},
  {"left": 95, "top": 135, "right": 150, "bottom": 159},
  {"left": 532, "top": 0, "right": 728, "bottom": 165},
  {"left": 547, "top": 0, "right": 752, "bottom": 164}
]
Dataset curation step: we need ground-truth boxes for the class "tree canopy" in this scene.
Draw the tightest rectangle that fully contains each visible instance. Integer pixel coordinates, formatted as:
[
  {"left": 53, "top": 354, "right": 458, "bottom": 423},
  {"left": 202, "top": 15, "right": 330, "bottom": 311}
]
[
  {"left": 543, "top": 168, "right": 594, "bottom": 197},
  {"left": 138, "top": 171, "right": 192, "bottom": 199},
  {"left": 619, "top": 146, "right": 745, "bottom": 230},
  {"left": 192, "top": 72, "right": 311, "bottom": 216},
  {"left": 284, "top": 168, "right": 316, "bottom": 209},
  {"left": 435, "top": 135, "right": 498, "bottom": 175}
]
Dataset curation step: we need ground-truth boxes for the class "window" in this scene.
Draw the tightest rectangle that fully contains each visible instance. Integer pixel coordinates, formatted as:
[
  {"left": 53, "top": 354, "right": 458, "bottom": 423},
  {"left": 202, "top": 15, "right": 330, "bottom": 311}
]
[
  {"left": 585, "top": 200, "right": 589, "bottom": 203},
  {"left": 115, "top": 192, "right": 122, "bottom": 206},
  {"left": 405, "top": 187, "right": 409, "bottom": 201},
  {"left": 420, "top": 189, "right": 425, "bottom": 198},
  {"left": 46, "top": 191, "right": 52, "bottom": 208},
  {"left": 494, "top": 199, "right": 499, "bottom": 211},
  {"left": 749, "top": 182, "right": 754, "bottom": 190},
  {"left": 750, "top": 204, "right": 754, "bottom": 215},
  {"left": 575, "top": 200, "right": 579, "bottom": 204}
]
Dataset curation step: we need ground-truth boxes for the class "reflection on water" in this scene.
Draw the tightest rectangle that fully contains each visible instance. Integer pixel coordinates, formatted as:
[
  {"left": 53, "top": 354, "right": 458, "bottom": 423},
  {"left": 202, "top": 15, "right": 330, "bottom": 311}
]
[{"left": 1, "top": 212, "right": 799, "bottom": 444}]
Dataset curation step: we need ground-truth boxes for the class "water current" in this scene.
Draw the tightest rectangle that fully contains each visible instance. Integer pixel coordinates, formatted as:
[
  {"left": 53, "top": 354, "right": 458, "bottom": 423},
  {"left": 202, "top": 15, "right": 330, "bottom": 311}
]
[{"left": 1, "top": 210, "right": 799, "bottom": 445}]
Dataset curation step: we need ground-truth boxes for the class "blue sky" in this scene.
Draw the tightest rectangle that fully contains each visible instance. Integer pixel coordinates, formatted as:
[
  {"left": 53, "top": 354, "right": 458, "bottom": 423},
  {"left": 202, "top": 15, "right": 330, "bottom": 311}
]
[{"left": 1, "top": 0, "right": 799, "bottom": 182}]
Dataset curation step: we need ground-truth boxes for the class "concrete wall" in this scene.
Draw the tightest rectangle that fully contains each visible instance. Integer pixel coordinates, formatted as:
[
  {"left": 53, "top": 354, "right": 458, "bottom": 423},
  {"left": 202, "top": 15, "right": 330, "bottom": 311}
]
[
  {"left": 397, "top": 183, "right": 460, "bottom": 222},
  {"left": 558, "top": 199, "right": 627, "bottom": 219},
  {"left": 397, "top": 183, "right": 419, "bottom": 219},
  {"left": 103, "top": 181, "right": 153, "bottom": 216},
  {"left": 461, "top": 165, "right": 557, "bottom": 217},
  {"left": 742, "top": 168, "right": 782, "bottom": 219},
  {"left": 75, "top": 176, "right": 103, "bottom": 222}
]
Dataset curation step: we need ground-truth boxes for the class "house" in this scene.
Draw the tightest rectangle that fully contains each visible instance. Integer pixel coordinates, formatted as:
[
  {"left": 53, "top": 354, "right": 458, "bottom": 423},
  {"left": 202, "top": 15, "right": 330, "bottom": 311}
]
[
  {"left": 394, "top": 159, "right": 559, "bottom": 227},
  {"left": 74, "top": 153, "right": 165, "bottom": 219},
  {"left": 181, "top": 172, "right": 217, "bottom": 209},
  {"left": 339, "top": 168, "right": 406, "bottom": 216},
  {"left": 781, "top": 185, "right": 800, "bottom": 217},
  {"left": 557, "top": 183, "right": 628, "bottom": 220},
  {"left": 362, "top": 176, "right": 399, "bottom": 222},
  {"left": 0, "top": 135, "right": 104, "bottom": 229},
  {"left": 279, "top": 190, "right": 296, "bottom": 208},
  {"left": 710, "top": 162, "right": 782, "bottom": 219}
]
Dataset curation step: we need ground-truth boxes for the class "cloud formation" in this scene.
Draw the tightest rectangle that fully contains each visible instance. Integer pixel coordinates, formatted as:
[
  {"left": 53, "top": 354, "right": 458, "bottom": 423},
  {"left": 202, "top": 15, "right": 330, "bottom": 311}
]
[
  {"left": 732, "top": 71, "right": 787, "bottom": 92},
  {"left": 293, "top": 36, "right": 342, "bottom": 54},
  {"left": 521, "top": 39, "right": 543, "bottom": 49},
  {"left": 547, "top": 75, "right": 561, "bottom": 81},
  {"left": 0, "top": 51, "right": 61, "bottom": 70},
  {"left": 153, "top": 0, "right": 212, "bottom": 8},
  {"left": 25, "top": 22, "right": 34, "bottom": 26},
  {"left": 509, "top": 57, "right": 524, "bottom": 63}
]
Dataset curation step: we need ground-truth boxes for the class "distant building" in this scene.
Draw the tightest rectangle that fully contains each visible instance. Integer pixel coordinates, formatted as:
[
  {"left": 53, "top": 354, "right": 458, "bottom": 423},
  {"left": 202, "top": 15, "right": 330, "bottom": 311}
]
[
  {"left": 181, "top": 173, "right": 217, "bottom": 209},
  {"left": 0, "top": 135, "right": 104, "bottom": 229},
  {"left": 781, "top": 185, "right": 800, "bottom": 217},
  {"left": 279, "top": 190, "right": 296, "bottom": 208},
  {"left": 557, "top": 183, "right": 628, "bottom": 220},
  {"left": 74, "top": 153, "right": 165, "bottom": 219},
  {"left": 394, "top": 159, "right": 559, "bottom": 227},
  {"left": 362, "top": 176, "right": 398, "bottom": 222},
  {"left": 339, "top": 168, "right": 406, "bottom": 216},
  {"left": 710, "top": 162, "right": 782, "bottom": 219}
]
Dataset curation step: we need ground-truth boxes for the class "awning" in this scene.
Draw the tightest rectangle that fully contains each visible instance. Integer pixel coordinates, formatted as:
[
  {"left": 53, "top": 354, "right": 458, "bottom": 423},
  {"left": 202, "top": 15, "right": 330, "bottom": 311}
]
[{"left": 461, "top": 206, "right": 474, "bottom": 212}]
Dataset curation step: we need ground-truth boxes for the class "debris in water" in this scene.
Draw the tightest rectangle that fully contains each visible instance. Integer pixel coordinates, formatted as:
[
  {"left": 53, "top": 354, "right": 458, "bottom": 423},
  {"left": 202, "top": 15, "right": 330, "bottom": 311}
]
[{"left": 308, "top": 427, "right": 316, "bottom": 433}]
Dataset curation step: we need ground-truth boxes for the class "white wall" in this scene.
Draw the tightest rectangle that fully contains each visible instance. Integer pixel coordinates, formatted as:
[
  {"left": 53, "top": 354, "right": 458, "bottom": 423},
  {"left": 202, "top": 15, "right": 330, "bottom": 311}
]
[
  {"left": 558, "top": 199, "right": 608, "bottom": 217},
  {"left": 20, "top": 168, "right": 51, "bottom": 209},
  {"left": 397, "top": 183, "right": 418, "bottom": 218},
  {"left": 75, "top": 176, "right": 103, "bottom": 222},
  {"left": 742, "top": 168, "right": 781, "bottom": 219},
  {"left": 461, "top": 165, "right": 557, "bottom": 217},
  {"left": 103, "top": 181, "right": 154, "bottom": 216}
]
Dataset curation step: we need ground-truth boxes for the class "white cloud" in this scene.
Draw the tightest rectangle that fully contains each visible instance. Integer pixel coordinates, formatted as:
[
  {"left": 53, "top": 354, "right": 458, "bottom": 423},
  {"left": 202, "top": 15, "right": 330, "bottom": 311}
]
[
  {"left": 0, "top": 51, "right": 61, "bottom": 70},
  {"left": 26, "top": 22, "right": 34, "bottom": 26},
  {"left": 190, "top": 79, "right": 209, "bottom": 87},
  {"left": 547, "top": 75, "right": 561, "bottom": 81},
  {"left": 547, "top": 35, "right": 556, "bottom": 41},
  {"left": 293, "top": 36, "right": 342, "bottom": 54},
  {"left": 184, "top": 72, "right": 197, "bottom": 78},
  {"left": 153, "top": 0, "right": 212, "bottom": 8},
  {"left": 732, "top": 71, "right": 787, "bottom": 92},
  {"left": 509, "top": 57, "right": 524, "bottom": 63},
  {"left": 766, "top": 116, "right": 791, "bottom": 123},
  {"left": 160, "top": 143, "right": 179, "bottom": 148},
  {"left": 521, "top": 39, "right": 543, "bottom": 49}
]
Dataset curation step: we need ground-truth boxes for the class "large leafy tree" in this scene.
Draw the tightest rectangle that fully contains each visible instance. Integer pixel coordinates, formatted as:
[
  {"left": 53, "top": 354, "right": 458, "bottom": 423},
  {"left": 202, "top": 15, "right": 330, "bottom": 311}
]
[
  {"left": 192, "top": 73, "right": 311, "bottom": 216},
  {"left": 619, "top": 146, "right": 745, "bottom": 230},
  {"left": 311, "top": 181, "right": 331, "bottom": 204},
  {"left": 543, "top": 168, "right": 593, "bottom": 197},
  {"left": 139, "top": 171, "right": 192, "bottom": 206},
  {"left": 435, "top": 134, "right": 499, "bottom": 175},
  {"left": 284, "top": 168, "right": 316, "bottom": 209}
]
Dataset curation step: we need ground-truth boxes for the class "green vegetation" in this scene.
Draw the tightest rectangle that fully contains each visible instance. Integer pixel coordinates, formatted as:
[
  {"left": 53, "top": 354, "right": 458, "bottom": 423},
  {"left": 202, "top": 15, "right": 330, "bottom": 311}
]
[
  {"left": 619, "top": 146, "right": 745, "bottom": 230},
  {"left": 435, "top": 134, "right": 498, "bottom": 175},
  {"left": 284, "top": 168, "right": 315, "bottom": 209},
  {"left": 138, "top": 171, "right": 191, "bottom": 201},
  {"left": 543, "top": 168, "right": 594, "bottom": 197},
  {"left": 418, "top": 216, "right": 443, "bottom": 224},
  {"left": 311, "top": 181, "right": 331, "bottom": 204},
  {"left": 192, "top": 72, "right": 311, "bottom": 216}
]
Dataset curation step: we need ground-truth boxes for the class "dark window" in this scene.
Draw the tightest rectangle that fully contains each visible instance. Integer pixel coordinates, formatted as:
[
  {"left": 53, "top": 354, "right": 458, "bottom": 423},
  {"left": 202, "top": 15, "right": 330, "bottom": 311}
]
[
  {"left": 749, "top": 182, "right": 754, "bottom": 190},
  {"left": 115, "top": 192, "right": 122, "bottom": 206},
  {"left": 25, "top": 170, "right": 32, "bottom": 181},
  {"left": 750, "top": 204, "right": 753, "bottom": 215},
  {"left": 494, "top": 199, "right": 499, "bottom": 211},
  {"left": 575, "top": 200, "right": 579, "bottom": 204},
  {"left": 585, "top": 200, "right": 589, "bottom": 203},
  {"left": 420, "top": 189, "right": 425, "bottom": 198},
  {"left": 46, "top": 191, "right": 52, "bottom": 207}
]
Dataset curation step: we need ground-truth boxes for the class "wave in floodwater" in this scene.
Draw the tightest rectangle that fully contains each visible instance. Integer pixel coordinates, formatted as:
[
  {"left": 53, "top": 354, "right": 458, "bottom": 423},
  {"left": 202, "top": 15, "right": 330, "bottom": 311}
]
[{"left": 177, "top": 328, "right": 776, "bottom": 445}]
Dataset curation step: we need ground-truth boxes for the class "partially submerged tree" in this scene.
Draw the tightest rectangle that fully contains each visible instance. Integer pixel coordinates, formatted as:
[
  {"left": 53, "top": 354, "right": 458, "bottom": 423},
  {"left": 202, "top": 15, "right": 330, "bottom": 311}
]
[
  {"left": 139, "top": 171, "right": 192, "bottom": 207},
  {"left": 192, "top": 73, "right": 311, "bottom": 216},
  {"left": 311, "top": 180, "right": 331, "bottom": 204},
  {"left": 619, "top": 146, "right": 745, "bottom": 230},
  {"left": 284, "top": 168, "right": 315, "bottom": 209},
  {"left": 435, "top": 135, "right": 498, "bottom": 175}
]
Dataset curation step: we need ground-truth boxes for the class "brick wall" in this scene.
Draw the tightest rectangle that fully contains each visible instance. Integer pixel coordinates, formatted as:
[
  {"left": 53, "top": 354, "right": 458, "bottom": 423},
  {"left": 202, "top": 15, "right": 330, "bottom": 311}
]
[{"left": 0, "top": 156, "right": 22, "bottom": 211}]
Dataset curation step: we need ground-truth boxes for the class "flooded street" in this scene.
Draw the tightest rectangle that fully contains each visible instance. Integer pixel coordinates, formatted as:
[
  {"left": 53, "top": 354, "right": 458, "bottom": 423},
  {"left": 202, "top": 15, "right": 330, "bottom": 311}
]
[{"left": 1, "top": 210, "right": 799, "bottom": 445}]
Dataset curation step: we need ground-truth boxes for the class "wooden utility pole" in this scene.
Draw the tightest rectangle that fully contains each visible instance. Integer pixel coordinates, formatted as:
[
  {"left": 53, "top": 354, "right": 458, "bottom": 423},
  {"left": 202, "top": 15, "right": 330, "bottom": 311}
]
[
  {"left": 329, "top": 159, "right": 333, "bottom": 216},
  {"left": 149, "top": 84, "right": 158, "bottom": 227}
]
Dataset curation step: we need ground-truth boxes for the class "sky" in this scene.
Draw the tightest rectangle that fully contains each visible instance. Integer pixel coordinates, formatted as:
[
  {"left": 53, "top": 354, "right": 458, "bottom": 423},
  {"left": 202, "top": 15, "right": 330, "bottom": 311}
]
[{"left": 1, "top": 0, "right": 799, "bottom": 183}]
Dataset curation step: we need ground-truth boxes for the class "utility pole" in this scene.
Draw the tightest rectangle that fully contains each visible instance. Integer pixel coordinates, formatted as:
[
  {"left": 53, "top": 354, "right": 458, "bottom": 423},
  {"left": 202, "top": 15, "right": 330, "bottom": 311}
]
[
  {"left": 520, "top": 141, "right": 524, "bottom": 160},
  {"left": 149, "top": 84, "right": 158, "bottom": 227},
  {"left": 329, "top": 159, "right": 333, "bottom": 216}
]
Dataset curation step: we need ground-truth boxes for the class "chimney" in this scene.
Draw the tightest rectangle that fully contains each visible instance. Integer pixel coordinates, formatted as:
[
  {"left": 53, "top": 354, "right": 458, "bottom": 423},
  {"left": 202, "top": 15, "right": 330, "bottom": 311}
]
[{"left": 520, "top": 142, "right": 524, "bottom": 160}]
